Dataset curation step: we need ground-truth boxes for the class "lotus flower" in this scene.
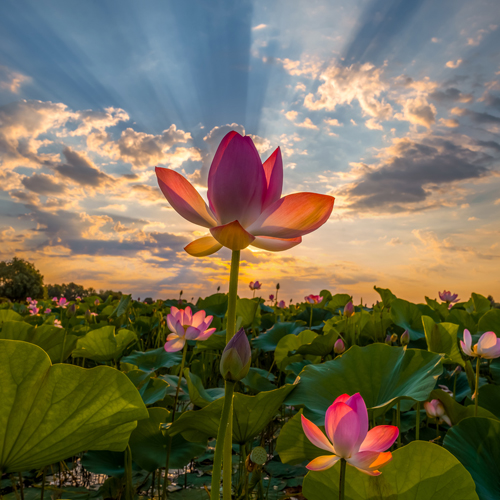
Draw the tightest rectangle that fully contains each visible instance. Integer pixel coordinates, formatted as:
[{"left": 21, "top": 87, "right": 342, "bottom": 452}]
[
  {"left": 249, "top": 281, "right": 262, "bottom": 292},
  {"left": 400, "top": 330, "right": 410, "bottom": 346},
  {"left": 305, "top": 294, "right": 321, "bottom": 305},
  {"left": 460, "top": 329, "right": 500, "bottom": 359},
  {"left": 343, "top": 301, "right": 354, "bottom": 317},
  {"left": 439, "top": 290, "right": 459, "bottom": 303},
  {"left": 155, "top": 131, "right": 335, "bottom": 256},
  {"left": 301, "top": 393, "right": 398, "bottom": 476},
  {"left": 44, "top": 308, "right": 52, "bottom": 314},
  {"left": 29, "top": 307, "right": 39, "bottom": 315},
  {"left": 164, "top": 306, "right": 216, "bottom": 352},
  {"left": 220, "top": 328, "right": 251, "bottom": 381},
  {"left": 54, "top": 319, "right": 62, "bottom": 328},
  {"left": 277, "top": 300, "right": 286, "bottom": 309},
  {"left": 423, "top": 399, "right": 452, "bottom": 426}
]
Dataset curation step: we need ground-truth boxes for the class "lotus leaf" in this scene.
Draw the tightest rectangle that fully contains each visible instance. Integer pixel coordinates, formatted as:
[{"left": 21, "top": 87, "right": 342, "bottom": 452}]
[
  {"left": 477, "top": 309, "right": 500, "bottom": 335},
  {"left": 444, "top": 417, "right": 500, "bottom": 500},
  {"left": 296, "top": 330, "right": 339, "bottom": 356},
  {"left": 286, "top": 344, "right": 443, "bottom": 420},
  {"left": 72, "top": 326, "right": 137, "bottom": 362},
  {"left": 253, "top": 322, "right": 306, "bottom": 352},
  {"left": 422, "top": 316, "right": 465, "bottom": 367},
  {"left": 302, "top": 441, "right": 479, "bottom": 500},
  {"left": 184, "top": 368, "right": 224, "bottom": 407},
  {"left": 240, "top": 367, "right": 276, "bottom": 392},
  {"left": 476, "top": 384, "right": 500, "bottom": 419},
  {"left": 275, "top": 330, "right": 318, "bottom": 370},
  {"left": 196, "top": 293, "right": 228, "bottom": 317},
  {"left": 121, "top": 346, "right": 181, "bottom": 371},
  {"left": 236, "top": 298, "right": 260, "bottom": 329},
  {"left": 374, "top": 286, "right": 397, "bottom": 307},
  {"left": 0, "top": 310, "right": 22, "bottom": 323},
  {"left": 169, "top": 385, "right": 295, "bottom": 444},
  {"left": 0, "top": 339, "right": 148, "bottom": 473}
]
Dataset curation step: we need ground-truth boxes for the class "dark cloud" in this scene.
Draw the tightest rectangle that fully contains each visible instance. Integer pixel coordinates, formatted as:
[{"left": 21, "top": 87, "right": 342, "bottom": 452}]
[
  {"left": 21, "top": 173, "right": 65, "bottom": 195},
  {"left": 55, "top": 147, "right": 112, "bottom": 187},
  {"left": 462, "top": 109, "right": 500, "bottom": 125},
  {"left": 429, "top": 87, "right": 472, "bottom": 103},
  {"left": 484, "top": 93, "right": 500, "bottom": 110},
  {"left": 476, "top": 140, "right": 500, "bottom": 152},
  {"left": 343, "top": 137, "right": 495, "bottom": 213}
]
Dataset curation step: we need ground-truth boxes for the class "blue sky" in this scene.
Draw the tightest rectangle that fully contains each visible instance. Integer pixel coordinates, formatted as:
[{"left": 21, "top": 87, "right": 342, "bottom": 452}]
[{"left": 0, "top": 0, "right": 499, "bottom": 303}]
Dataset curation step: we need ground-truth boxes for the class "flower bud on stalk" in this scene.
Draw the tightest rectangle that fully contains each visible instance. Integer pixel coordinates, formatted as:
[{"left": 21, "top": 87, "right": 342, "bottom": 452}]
[
  {"left": 334, "top": 338, "right": 345, "bottom": 354},
  {"left": 67, "top": 303, "right": 77, "bottom": 317},
  {"left": 343, "top": 301, "right": 354, "bottom": 317},
  {"left": 401, "top": 330, "right": 410, "bottom": 346},
  {"left": 390, "top": 333, "right": 398, "bottom": 344},
  {"left": 220, "top": 329, "right": 251, "bottom": 382}
]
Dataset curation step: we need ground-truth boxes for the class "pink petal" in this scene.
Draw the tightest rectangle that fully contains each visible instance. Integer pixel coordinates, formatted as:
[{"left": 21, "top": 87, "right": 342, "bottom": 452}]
[
  {"left": 166, "top": 314, "right": 178, "bottom": 334},
  {"left": 185, "top": 326, "right": 202, "bottom": 340},
  {"left": 477, "top": 332, "right": 500, "bottom": 359},
  {"left": 184, "top": 235, "right": 223, "bottom": 257},
  {"left": 300, "top": 415, "right": 336, "bottom": 453},
  {"left": 191, "top": 310, "right": 207, "bottom": 328},
  {"left": 463, "top": 329, "right": 472, "bottom": 350},
  {"left": 207, "top": 131, "right": 267, "bottom": 227},
  {"left": 247, "top": 192, "right": 335, "bottom": 239},
  {"left": 196, "top": 328, "right": 216, "bottom": 341},
  {"left": 348, "top": 450, "right": 392, "bottom": 475},
  {"left": 345, "top": 393, "right": 369, "bottom": 449},
  {"left": 359, "top": 426, "right": 399, "bottom": 453},
  {"left": 210, "top": 220, "right": 256, "bottom": 250},
  {"left": 460, "top": 340, "right": 474, "bottom": 357},
  {"left": 156, "top": 167, "right": 217, "bottom": 228},
  {"left": 164, "top": 336, "right": 185, "bottom": 352},
  {"left": 184, "top": 306, "right": 193, "bottom": 324},
  {"left": 325, "top": 402, "right": 360, "bottom": 459},
  {"left": 306, "top": 455, "right": 340, "bottom": 471},
  {"left": 333, "top": 394, "right": 351, "bottom": 404},
  {"left": 170, "top": 306, "right": 180, "bottom": 317},
  {"left": 251, "top": 236, "right": 302, "bottom": 252},
  {"left": 262, "top": 147, "right": 283, "bottom": 210}
]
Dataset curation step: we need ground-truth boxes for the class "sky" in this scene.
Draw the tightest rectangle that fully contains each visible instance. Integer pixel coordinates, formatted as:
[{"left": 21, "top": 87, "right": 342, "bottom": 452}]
[{"left": 0, "top": 0, "right": 499, "bottom": 304}]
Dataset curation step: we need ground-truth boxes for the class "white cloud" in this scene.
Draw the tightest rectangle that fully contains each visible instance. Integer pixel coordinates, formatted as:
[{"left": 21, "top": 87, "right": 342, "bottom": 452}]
[
  {"left": 365, "top": 118, "right": 383, "bottom": 130},
  {"left": 252, "top": 24, "right": 267, "bottom": 31},
  {"left": 439, "top": 118, "right": 459, "bottom": 128},
  {"left": 446, "top": 60, "right": 462, "bottom": 69},
  {"left": 324, "top": 118, "right": 343, "bottom": 127},
  {"left": 394, "top": 97, "right": 436, "bottom": 128},
  {"left": 0, "top": 66, "right": 30, "bottom": 93},
  {"left": 431, "top": 37, "right": 441, "bottom": 43}
]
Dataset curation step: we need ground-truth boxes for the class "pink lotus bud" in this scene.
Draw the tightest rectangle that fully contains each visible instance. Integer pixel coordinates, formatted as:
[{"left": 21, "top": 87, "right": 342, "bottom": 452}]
[
  {"left": 249, "top": 281, "right": 262, "bottom": 290},
  {"left": 423, "top": 399, "right": 452, "bottom": 426},
  {"left": 277, "top": 300, "right": 286, "bottom": 309},
  {"left": 269, "top": 294, "right": 274, "bottom": 301},
  {"left": 343, "top": 301, "right": 354, "bottom": 317},
  {"left": 44, "top": 308, "right": 51, "bottom": 314},
  {"left": 220, "top": 329, "right": 251, "bottom": 382},
  {"left": 390, "top": 333, "right": 398, "bottom": 344},
  {"left": 94, "top": 299, "right": 100, "bottom": 306},
  {"left": 401, "top": 330, "right": 410, "bottom": 346},
  {"left": 385, "top": 334, "right": 392, "bottom": 345},
  {"left": 334, "top": 339, "right": 345, "bottom": 354}
]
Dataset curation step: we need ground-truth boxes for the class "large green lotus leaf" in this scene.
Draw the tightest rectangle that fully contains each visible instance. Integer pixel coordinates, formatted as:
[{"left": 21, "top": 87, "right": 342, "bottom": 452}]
[
  {"left": 110, "top": 294, "right": 132, "bottom": 318},
  {"left": 129, "top": 408, "right": 206, "bottom": 472},
  {"left": 447, "top": 309, "right": 478, "bottom": 335},
  {"left": 422, "top": 316, "right": 465, "bottom": 367},
  {"left": 286, "top": 345, "right": 443, "bottom": 420},
  {"left": 0, "top": 321, "right": 77, "bottom": 363},
  {"left": 194, "top": 330, "right": 227, "bottom": 352},
  {"left": 241, "top": 367, "right": 276, "bottom": 392},
  {"left": 302, "top": 441, "right": 479, "bottom": 500},
  {"left": 390, "top": 299, "right": 426, "bottom": 340},
  {"left": 275, "top": 330, "right": 318, "bottom": 370},
  {"left": 477, "top": 309, "right": 500, "bottom": 336},
  {"left": 236, "top": 298, "right": 260, "bottom": 329},
  {"left": 0, "top": 339, "right": 148, "bottom": 473},
  {"left": 0, "top": 309, "right": 23, "bottom": 323},
  {"left": 253, "top": 322, "right": 306, "bottom": 352},
  {"left": 477, "top": 384, "right": 500, "bottom": 419},
  {"left": 296, "top": 331, "right": 339, "bottom": 357},
  {"left": 169, "top": 385, "right": 295, "bottom": 444},
  {"left": 471, "top": 293, "right": 491, "bottom": 315},
  {"left": 491, "top": 358, "right": 500, "bottom": 384},
  {"left": 72, "top": 326, "right": 137, "bottom": 362},
  {"left": 121, "top": 347, "right": 181, "bottom": 371},
  {"left": 184, "top": 369, "right": 224, "bottom": 408},
  {"left": 374, "top": 286, "right": 397, "bottom": 307},
  {"left": 325, "top": 294, "right": 352, "bottom": 313},
  {"left": 196, "top": 293, "right": 228, "bottom": 317},
  {"left": 425, "top": 297, "right": 450, "bottom": 321},
  {"left": 444, "top": 417, "right": 500, "bottom": 500}
]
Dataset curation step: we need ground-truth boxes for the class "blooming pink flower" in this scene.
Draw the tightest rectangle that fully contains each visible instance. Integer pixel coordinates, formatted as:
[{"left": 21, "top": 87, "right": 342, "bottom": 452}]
[
  {"left": 460, "top": 329, "right": 500, "bottom": 359},
  {"left": 305, "top": 294, "right": 321, "bottom": 305},
  {"left": 301, "top": 393, "right": 398, "bottom": 476},
  {"left": 249, "top": 281, "right": 262, "bottom": 290},
  {"left": 57, "top": 297, "right": 68, "bottom": 308},
  {"left": 29, "top": 307, "right": 40, "bottom": 315},
  {"left": 277, "top": 300, "right": 286, "bottom": 309},
  {"left": 44, "top": 308, "right": 52, "bottom": 314},
  {"left": 54, "top": 319, "right": 62, "bottom": 328},
  {"left": 439, "top": 290, "right": 459, "bottom": 303},
  {"left": 155, "top": 131, "right": 335, "bottom": 256},
  {"left": 164, "top": 306, "right": 216, "bottom": 352},
  {"left": 26, "top": 297, "right": 32, "bottom": 303},
  {"left": 423, "top": 399, "right": 452, "bottom": 426}
]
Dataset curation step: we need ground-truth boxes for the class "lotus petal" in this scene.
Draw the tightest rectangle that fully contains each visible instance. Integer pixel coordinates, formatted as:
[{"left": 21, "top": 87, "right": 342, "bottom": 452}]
[
  {"left": 210, "top": 220, "right": 256, "bottom": 250},
  {"left": 325, "top": 402, "right": 360, "bottom": 459},
  {"left": 348, "top": 450, "right": 392, "bottom": 475},
  {"left": 301, "top": 414, "right": 336, "bottom": 453},
  {"left": 184, "top": 236, "right": 223, "bottom": 257},
  {"left": 251, "top": 235, "right": 302, "bottom": 252},
  {"left": 359, "top": 426, "right": 399, "bottom": 453},
  {"left": 306, "top": 454, "right": 340, "bottom": 471},
  {"left": 262, "top": 147, "right": 283, "bottom": 210}
]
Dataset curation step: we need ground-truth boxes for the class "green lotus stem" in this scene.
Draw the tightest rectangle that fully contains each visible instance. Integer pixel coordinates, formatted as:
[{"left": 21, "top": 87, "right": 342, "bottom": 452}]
[
  {"left": 436, "top": 418, "right": 439, "bottom": 439},
  {"left": 40, "top": 467, "right": 46, "bottom": 500},
  {"left": 223, "top": 398, "right": 234, "bottom": 500},
  {"left": 162, "top": 342, "right": 188, "bottom": 500},
  {"left": 396, "top": 401, "right": 401, "bottom": 448},
  {"left": 60, "top": 329, "right": 68, "bottom": 363},
  {"left": 415, "top": 402, "right": 420, "bottom": 440},
  {"left": 339, "top": 458, "right": 346, "bottom": 500},
  {"left": 309, "top": 305, "right": 313, "bottom": 329},
  {"left": 453, "top": 371, "right": 457, "bottom": 400},
  {"left": 211, "top": 380, "right": 235, "bottom": 500},
  {"left": 475, "top": 357, "right": 480, "bottom": 417},
  {"left": 226, "top": 250, "right": 241, "bottom": 343},
  {"left": 125, "top": 445, "right": 134, "bottom": 500},
  {"left": 18, "top": 473, "right": 24, "bottom": 500}
]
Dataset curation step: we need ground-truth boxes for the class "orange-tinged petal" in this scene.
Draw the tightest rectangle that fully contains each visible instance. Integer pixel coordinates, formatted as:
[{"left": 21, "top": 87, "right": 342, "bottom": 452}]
[
  {"left": 348, "top": 450, "right": 392, "bottom": 475},
  {"left": 247, "top": 192, "right": 335, "bottom": 239},
  {"left": 184, "top": 236, "right": 223, "bottom": 257},
  {"left": 306, "top": 455, "right": 340, "bottom": 471},
  {"left": 251, "top": 236, "right": 302, "bottom": 252},
  {"left": 156, "top": 167, "right": 217, "bottom": 228},
  {"left": 359, "top": 426, "right": 399, "bottom": 453},
  {"left": 301, "top": 415, "right": 336, "bottom": 453},
  {"left": 210, "top": 220, "right": 256, "bottom": 250},
  {"left": 262, "top": 147, "right": 283, "bottom": 210}
]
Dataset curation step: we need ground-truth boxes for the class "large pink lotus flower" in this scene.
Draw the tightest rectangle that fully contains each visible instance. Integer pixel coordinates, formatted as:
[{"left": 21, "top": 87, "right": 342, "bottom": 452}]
[
  {"left": 460, "top": 329, "right": 500, "bottom": 359},
  {"left": 439, "top": 290, "right": 459, "bottom": 303},
  {"left": 305, "top": 294, "right": 321, "bottom": 304},
  {"left": 301, "top": 393, "right": 398, "bottom": 476},
  {"left": 155, "top": 131, "right": 335, "bottom": 256},
  {"left": 164, "top": 306, "right": 216, "bottom": 352},
  {"left": 423, "top": 399, "right": 452, "bottom": 426},
  {"left": 249, "top": 281, "right": 262, "bottom": 290}
]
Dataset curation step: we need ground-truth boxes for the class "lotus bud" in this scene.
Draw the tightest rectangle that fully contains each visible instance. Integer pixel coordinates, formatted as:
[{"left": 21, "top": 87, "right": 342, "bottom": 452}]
[
  {"left": 269, "top": 294, "right": 274, "bottom": 301},
  {"left": 276, "top": 283, "right": 280, "bottom": 290},
  {"left": 220, "top": 329, "right": 251, "bottom": 382},
  {"left": 334, "top": 338, "right": 345, "bottom": 354},
  {"left": 400, "top": 330, "right": 410, "bottom": 346},
  {"left": 85, "top": 309, "right": 92, "bottom": 321},
  {"left": 390, "top": 333, "right": 398, "bottom": 344},
  {"left": 67, "top": 303, "right": 77, "bottom": 317},
  {"left": 385, "top": 334, "right": 392, "bottom": 345},
  {"left": 344, "top": 301, "right": 354, "bottom": 317}
]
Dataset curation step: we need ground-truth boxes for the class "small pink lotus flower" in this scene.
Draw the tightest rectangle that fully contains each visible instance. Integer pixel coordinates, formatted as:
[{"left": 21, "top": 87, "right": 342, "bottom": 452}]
[
  {"left": 460, "top": 329, "right": 500, "bottom": 359},
  {"left": 26, "top": 297, "right": 32, "bottom": 303},
  {"left": 54, "top": 319, "right": 62, "bottom": 328},
  {"left": 269, "top": 294, "right": 274, "bottom": 301},
  {"left": 343, "top": 301, "right": 354, "bottom": 317},
  {"left": 155, "top": 131, "right": 334, "bottom": 256},
  {"left": 301, "top": 393, "right": 398, "bottom": 476},
  {"left": 29, "top": 307, "right": 40, "bottom": 315},
  {"left": 76, "top": 296, "right": 82, "bottom": 301},
  {"left": 164, "top": 306, "right": 216, "bottom": 352},
  {"left": 58, "top": 297, "right": 68, "bottom": 308},
  {"left": 249, "top": 281, "right": 262, "bottom": 291},
  {"left": 44, "top": 308, "right": 52, "bottom": 314},
  {"left": 423, "top": 399, "right": 452, "bottom": 426},
  {"left": 277, "top": 300, "right": 286, "bottom": 309},
  {"left": 94, "top": 299, "right": 100, "bottom": 306},
  {"left": 305, "top": 294, "right": 321, "bottom": 305},
  {"left": 334, "top": 339, "right": 345, "bottom": 354},
  {"left": 439, "top": 290, "right": 459, "bottom": 303}
]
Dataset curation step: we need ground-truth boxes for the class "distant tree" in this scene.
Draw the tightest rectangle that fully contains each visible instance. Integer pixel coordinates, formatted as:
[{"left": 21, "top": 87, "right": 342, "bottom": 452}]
[
  {"left": 0, "top": 257, "right": 44, "bottom": 302},
  {"left": 99, "top": 289, "right": 123, "bottom": 301},
  {"left": 47, "top": 282, "right": 98, "bottom": 300}
]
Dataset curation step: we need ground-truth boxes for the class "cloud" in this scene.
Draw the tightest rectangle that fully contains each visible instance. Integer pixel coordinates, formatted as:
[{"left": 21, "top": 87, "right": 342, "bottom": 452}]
[
  {"left": 387, "top": 237, "right": 402, "bottom": 246},
  {"left": 431, "top": 37, "right": 441, "bottom": 43},
  {"left": 395, "top": 97, "right": 436, "bottom": 128},
  {"left": 69, "top": 107, "right": 129, "bottom": 137},
  {"left": 324, "top": 118, "right": 343, "bottom": 127},
  {"left": 365, "top": 118, "right": 383, "bottom": 130},
  {"left": 439, "top": 118, "right": 459, "bottom": 128},
  {"left": 21, "top": 173, "right": 66, "bottom": 195},
  {"left": 446, "top": 60, "right": 462, "bottom": 69},
  {"left": 296, "top": 117, "right": 318, "bottom": 129},
  {"left": 429, "top": 87, "right": 473, "bottom": 103},
  {"left": 252, "top": 24, "right": 267, "bottom": 31},
  {"left": 466, "top": 25, "right": 497, "bottom": 46},
  {"left": 0, "top": 66, "right": 30, "bottom": 93}
]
